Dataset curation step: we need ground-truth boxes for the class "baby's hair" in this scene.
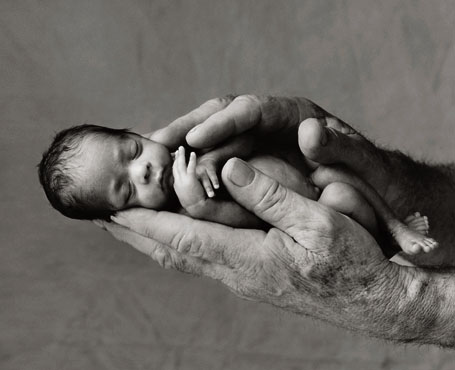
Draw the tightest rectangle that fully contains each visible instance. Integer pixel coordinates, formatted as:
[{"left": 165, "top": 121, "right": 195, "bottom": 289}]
[{"left": 38, "top": 124, "right": 131, "bottom": 220}]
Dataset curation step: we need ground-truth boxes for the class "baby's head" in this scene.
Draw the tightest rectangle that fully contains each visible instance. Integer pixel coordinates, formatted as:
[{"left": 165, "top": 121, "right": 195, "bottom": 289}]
[{"left": 38, "top": 124, "right": 175, "bottom": 220}]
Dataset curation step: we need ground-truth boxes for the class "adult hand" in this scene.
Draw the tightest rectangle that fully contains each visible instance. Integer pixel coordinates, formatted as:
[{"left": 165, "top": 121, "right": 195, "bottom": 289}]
[
  {"left": 150, "top": 95, "right": 455, "bottom": 265},
  {"left": 96, "top": 95, "right": 455, "bottom": 346},
  {"left": 149, "top": 95, "right": 390, "bottom": 198},
  {"left": 100, "top": 157, "right": 455, "bottom": 346},
  {"left": 99, "top": 157, "right": 414, "bottom": 338}
]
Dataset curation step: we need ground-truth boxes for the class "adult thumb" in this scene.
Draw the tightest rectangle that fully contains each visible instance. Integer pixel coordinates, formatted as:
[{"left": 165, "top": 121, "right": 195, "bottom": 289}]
[{"left": 221, "top": 158, "right": 333, "bottom": 243}]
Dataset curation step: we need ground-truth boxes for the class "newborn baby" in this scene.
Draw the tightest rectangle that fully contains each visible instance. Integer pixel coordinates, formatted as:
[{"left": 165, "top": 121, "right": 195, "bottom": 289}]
[{"left": 38, "top": 124, "right": 437, "bottom": 255}]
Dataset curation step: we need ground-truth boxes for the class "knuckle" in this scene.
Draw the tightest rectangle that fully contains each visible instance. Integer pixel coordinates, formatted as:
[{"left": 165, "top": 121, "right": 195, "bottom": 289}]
[
  {"left": 163, "top": 255, "right": 176, "bottom": 269},
  {"left": 223, "top": 94, "right": 237, "bottom": 102},
  {"left": 315, "top": 210, "right": 339, "bottom": 236},
  {"left": 172, "top": 229, "right": 203, "bottom": 257},
  {"left": 154, "top": 249, "right": 172, "bottom": 269},
  {"left": 253, "top": 180, "right": 288, "bottom": 218},
  {"left": 234, "top": 94, "right": 258, "bottom": 104},
  {"left": 206, "top": 96, "right": 231, "bottom": 109}
]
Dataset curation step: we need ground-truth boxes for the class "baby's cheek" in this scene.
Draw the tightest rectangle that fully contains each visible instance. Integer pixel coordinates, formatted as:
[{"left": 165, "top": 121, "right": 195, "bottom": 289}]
[{"left": 139, "top": 188, "right": 169, "bottom": 210}]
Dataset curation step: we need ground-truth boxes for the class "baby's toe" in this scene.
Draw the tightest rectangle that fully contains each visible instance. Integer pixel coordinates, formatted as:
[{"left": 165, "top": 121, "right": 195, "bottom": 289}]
[{"left": 407, "top": 242, "right": 423, "bottom": 255}]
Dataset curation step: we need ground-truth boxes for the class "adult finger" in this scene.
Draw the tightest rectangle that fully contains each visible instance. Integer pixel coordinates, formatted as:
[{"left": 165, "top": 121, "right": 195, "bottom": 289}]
[
  {"left": 298, "top": 118, "right": 388, "bottom": 192},
  {"left": 186, "top": 95, "right": 327, "bottom": 149},
  {"left": 111, "top": 208, "right": 265, "bottom": 266},
  {"left": 221, "top": 158, "right": 337, "bottom": 249},
  {"left": 98, "top": 219, "right": 218, "bottom": 276},
  {"left": 149, "top": 96, "right": 235, "bottom": 149}
]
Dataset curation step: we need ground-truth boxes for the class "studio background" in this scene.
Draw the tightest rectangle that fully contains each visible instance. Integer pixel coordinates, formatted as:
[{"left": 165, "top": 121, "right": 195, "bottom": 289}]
[{"left": 2, "top": 1, "right": 455, "bottom": 369}]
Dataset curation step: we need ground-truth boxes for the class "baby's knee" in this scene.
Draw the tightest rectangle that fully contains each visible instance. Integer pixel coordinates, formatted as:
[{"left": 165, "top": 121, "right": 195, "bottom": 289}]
[{"left": 319, "top": 182, "right": 362, "bottom": 210}]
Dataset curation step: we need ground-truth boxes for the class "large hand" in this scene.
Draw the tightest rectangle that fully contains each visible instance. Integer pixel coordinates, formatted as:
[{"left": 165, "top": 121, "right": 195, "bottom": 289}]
[
  {"left": 174, "top": 96, "right": 455, "bottom": 265},
  {"left": 147, "top": 96, "right": 236, "bottom": 150},
  {"left": 99, "top": 158, "right": 414, "bottom": 340},
  {"left": 149, "top": 95, "right": 391, "bottom": 198}
]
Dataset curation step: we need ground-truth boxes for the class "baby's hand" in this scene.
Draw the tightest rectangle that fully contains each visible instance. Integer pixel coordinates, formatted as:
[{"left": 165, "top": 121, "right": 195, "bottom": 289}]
[
  {"left": 196, "top": 155, "right": 219, "bottom": 198},
  {"left": 172, "top": 146, "right": 206, "bottom": 210}
]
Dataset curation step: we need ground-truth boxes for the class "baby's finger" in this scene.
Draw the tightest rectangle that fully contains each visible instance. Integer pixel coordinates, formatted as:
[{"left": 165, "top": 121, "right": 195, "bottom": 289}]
[
  {"left": 187, "top": 152, "right": 197, "bottom": 175},
  {"left": 172, "top": 151, "right": 181, "bottom": 180},
  {"left": 207, "top": 169, "right": 220, "bottom": 189},
  {"left": 201, "top": 175, "right": 215, "bottom": 198},
  {"left": 177, "top": 146, "right": 187, "bottom": 173}
]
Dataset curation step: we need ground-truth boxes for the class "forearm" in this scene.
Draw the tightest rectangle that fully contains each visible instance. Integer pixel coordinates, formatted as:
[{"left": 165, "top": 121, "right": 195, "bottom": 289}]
[
  {"left": 185, "top": 198, "right": 265, "bottom": 229},
  {"left": 375, "top": 265, "right": 455, "bottom": 347},
  {"left": 286, "top": 258, "right": 455, "bottom": 347},
  {"left": 356, "top": 266, "right": 455, "bottom": 346}
]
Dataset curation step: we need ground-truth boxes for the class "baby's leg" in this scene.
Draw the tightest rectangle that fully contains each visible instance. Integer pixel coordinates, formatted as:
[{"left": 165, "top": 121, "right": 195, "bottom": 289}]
[
  {"left": 319, "top": 182, "right": 378, "bottom": 237},
  {"left": 312, "top": 165, "right": 438, "bottom": 255}
]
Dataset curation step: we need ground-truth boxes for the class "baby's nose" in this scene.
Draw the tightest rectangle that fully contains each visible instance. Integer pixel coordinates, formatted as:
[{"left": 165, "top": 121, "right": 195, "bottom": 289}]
[
  {"left": 132, "top": 162, "right": 151, "bottom": 184},
  {"left": 152, "top": 167, "right": 163, "bottom": 184}
]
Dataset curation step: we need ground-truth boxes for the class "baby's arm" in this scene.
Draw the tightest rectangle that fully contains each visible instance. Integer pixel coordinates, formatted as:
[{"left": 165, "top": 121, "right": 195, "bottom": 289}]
[
  {"left": 196, "top": 133, "right": 256, "bottom": 197},
  {"left": 173, "top": 146, "right": 264, "bottom": 228}
]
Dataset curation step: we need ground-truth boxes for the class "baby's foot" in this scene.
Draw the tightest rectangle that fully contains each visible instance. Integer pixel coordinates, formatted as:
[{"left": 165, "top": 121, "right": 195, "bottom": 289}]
[
  {"left": 404, "top": 212, "right": 429, "bottom": 235},
  {"left": 393, "top": 214, "right": 438, "bottom": 255}
]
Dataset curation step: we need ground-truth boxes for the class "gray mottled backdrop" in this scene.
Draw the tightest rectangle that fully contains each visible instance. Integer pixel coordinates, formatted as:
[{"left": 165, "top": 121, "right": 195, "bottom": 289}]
[{"left": 1, "top": 1, "right": 455, "bottom": 369}]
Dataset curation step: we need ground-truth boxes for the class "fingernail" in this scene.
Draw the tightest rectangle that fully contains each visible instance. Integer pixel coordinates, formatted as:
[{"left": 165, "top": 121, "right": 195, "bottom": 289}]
[
  {"left": 189, "top": 125, "right": 199, "bottom": 134},
  {"left": 111, "top": 214, "right": 128, "bottom": 227},
  {"left": 228, "top": 159, "right": 254, "bottom": 187}
]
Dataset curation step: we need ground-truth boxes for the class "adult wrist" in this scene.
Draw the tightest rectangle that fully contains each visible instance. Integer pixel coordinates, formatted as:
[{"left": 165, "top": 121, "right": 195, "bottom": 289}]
[{"left": 374, "top": 263, "right": 455, "bottom": 346}]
